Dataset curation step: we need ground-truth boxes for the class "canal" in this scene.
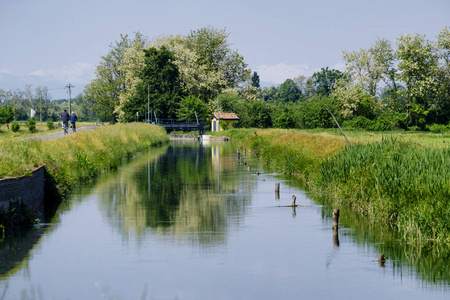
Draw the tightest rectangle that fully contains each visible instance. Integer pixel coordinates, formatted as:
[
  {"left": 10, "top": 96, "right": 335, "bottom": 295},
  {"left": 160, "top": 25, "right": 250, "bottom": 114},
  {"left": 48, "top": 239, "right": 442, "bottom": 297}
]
[{"left": 0, "top": 140, "right": 449, "bottom": 299}]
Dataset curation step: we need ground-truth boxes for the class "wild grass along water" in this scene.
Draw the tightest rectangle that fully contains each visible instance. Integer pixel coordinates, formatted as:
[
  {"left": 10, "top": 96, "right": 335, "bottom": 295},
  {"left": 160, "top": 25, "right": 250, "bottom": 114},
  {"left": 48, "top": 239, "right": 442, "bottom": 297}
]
[
  {"left": 227, "top": 129, "right": 450, "bottom": 245},
  {"left": 0, "top": 123, "right": 169, "bottom": 196}
]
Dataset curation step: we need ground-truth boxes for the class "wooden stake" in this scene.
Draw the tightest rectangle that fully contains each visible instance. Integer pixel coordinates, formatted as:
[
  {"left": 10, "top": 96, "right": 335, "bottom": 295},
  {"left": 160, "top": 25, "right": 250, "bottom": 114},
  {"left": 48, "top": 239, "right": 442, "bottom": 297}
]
[
  {"left": 332, "top": 209, "right": 339, "bottom": 229},
  {"left": 325, "top": 104, "right": 351, "bottom": 146},
  {"left": 292, "top": 195, "right": 296, "bottom": 206},
  {"left": 333, "top": 228, "right": 340, "bottom": 247}
]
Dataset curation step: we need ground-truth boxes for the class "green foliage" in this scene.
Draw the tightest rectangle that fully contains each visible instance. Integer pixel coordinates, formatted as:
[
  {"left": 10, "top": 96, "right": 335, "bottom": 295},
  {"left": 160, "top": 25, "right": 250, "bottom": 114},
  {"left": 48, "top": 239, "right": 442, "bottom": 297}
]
[
  {"left": 272, "top": 104, "right": 299, "bottom": 129},
  {"left": 311, "top": 67, "right": 344, "bottom": 96},
  {"left": 47, "top": 120, "right": 55, "bottom": 130},
  {"left": 248, "top": 101, "right": 273, "bottom": 128},
  {"left": 26, "top": 117, "right": 37, "bottom": 133},
  {"left": 299, "top": 96, "right": 340, "bottom": 129},
  {"left": 278, "top": 79, "right": 303, "bottom": 103},
  {"left": 251, "top": 71, "right": 260, "bottom": 88},
  {"left": 122, "top": 47, "right": 183, "bottom": 122},
  {"left": 426, "top": 123, "right": 448, "bottom": 133},
  {"left": 84, "top": 33, "right": 147, "bottom": 123},
  {"left": 342, "top": 116, "right": 391, "bottom": 131},
  {"left": 0, "top": 105, "right": 14, "bottom": 127},
  {"left": 11, "top": 121, "right": 20, "bottom": 132},
  {"left": 177, "top": 95, "right": 210, "bottom": 121}
]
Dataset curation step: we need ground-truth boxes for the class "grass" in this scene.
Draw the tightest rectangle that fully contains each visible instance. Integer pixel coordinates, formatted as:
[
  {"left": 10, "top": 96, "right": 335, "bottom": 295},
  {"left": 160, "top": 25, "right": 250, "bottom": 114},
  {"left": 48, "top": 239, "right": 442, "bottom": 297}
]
[
  {"left": 225, "top": 128, "right": 450, "bottom": 245},
  {"left": 0, "top": 123, "right": 169, "bottom": 196}
]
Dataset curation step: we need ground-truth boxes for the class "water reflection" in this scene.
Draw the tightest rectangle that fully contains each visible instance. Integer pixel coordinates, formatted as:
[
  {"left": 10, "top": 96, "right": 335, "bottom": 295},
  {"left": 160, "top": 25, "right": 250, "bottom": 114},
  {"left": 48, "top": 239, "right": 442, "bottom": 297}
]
[{"left": 96, "top": 141, "right": 253, "bottom": 246}]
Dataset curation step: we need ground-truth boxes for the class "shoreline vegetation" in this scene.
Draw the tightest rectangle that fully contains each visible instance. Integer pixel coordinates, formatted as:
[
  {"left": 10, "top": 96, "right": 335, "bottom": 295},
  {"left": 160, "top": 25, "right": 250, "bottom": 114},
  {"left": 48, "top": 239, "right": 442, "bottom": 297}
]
[
  {"left": 0, "top": 123, "right": 169, "bottom": 197},
  {"left": 223, "top": 128, "right": 450, "bottom": 246}
]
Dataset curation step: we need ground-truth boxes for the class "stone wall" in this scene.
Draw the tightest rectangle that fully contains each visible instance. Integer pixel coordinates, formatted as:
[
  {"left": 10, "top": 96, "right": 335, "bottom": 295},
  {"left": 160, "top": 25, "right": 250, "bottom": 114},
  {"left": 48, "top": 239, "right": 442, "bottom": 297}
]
[{"left": 0, "top": 166, "right": 45, "bottom": 212}]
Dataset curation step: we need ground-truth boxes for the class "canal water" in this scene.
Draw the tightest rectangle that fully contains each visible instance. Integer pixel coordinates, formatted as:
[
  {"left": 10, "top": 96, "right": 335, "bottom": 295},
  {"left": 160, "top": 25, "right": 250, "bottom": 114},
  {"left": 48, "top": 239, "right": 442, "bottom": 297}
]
[{"left": 0, "top": 140, "right": 449, "bottom": 299}]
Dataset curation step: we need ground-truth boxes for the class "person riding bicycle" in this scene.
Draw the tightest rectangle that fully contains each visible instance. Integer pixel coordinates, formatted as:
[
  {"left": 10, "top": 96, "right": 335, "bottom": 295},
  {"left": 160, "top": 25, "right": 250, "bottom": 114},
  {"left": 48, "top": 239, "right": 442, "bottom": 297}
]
[
  {"left": 70, "top": 111, "right": 78, "bottom": 132},
  {"left": 60, "top": 109, "right": 70, "bottom": 133}
]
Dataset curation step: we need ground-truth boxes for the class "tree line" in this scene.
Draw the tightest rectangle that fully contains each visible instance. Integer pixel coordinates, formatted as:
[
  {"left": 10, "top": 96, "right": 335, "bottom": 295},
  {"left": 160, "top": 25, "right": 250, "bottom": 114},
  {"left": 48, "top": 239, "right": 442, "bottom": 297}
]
[
  {"left": 0, "top": 84, "right": 95, "bottom": 129},
  {"left": 1, "top": 26, "right": 449, "bottom": 132}
]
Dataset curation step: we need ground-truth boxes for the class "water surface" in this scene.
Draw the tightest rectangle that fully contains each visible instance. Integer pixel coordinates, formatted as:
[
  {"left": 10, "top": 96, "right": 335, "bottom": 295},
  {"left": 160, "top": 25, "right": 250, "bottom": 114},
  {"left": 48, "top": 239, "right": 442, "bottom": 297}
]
[{"left": 0, "top": 140, "right": 448, "bottom": 299}]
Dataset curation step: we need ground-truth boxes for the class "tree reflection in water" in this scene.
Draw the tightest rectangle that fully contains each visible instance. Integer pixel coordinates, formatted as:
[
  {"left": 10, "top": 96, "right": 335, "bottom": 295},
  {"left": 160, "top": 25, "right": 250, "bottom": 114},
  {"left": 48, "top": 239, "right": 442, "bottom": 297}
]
[{"left": 97, "top": 141, "right": 253, "bottom": 246}]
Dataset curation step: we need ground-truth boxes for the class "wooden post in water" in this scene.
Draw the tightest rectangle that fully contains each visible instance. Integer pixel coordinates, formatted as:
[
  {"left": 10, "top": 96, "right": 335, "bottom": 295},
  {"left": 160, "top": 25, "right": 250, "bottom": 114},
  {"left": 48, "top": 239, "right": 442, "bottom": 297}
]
[
  {"left": 333, "top": 228, "right": 340, "bottom": 247},
  {"left": 275, "top": 183, "right": 280, "bottom": 199},
  {"left": 292, "top": 195, "right": 296, "bottom": 206},
  {"left": 248, "top": 166, "right": 251, "bottom": 171},
  {"left": 332, "top": 209, "right": 340, "bottom": 229},
  {"left": 237, "top": 149, "right": 240, "bottom": 159},
  {"left": 378, "top": 254, "right": 387, "bottom": 267}
]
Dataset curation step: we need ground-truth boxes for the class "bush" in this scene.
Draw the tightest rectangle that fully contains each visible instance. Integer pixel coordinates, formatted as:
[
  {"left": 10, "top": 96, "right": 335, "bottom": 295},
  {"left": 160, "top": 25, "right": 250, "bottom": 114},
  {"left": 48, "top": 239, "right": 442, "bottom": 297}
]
[
  {"left": 11, "top": 121, "right": 20, "bottom": 132},
  {"left": 47, "top": 120, "right": 56, "bottom": 130},
  {"left": 26, "top": 118, "right": 37, "bottom": 133},
  {"left": 342, "top": 115, "right": 393, "bottom": 131},
  {"left": 426, "top": 123, "right": 448, "bottom": 133}
]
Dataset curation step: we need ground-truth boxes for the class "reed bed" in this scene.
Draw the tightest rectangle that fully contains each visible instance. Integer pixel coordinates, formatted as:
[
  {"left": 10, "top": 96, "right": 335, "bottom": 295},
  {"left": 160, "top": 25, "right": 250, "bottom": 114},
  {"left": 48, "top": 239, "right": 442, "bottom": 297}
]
[
  {"left": 0, "top": 123, "right": 169, "bottom": 196},
  {"left": 228, "top": 129, "right": 450, "bottom": 245},
  {"left": 320, "top": 137, "right": 450, "bottom": 244}
]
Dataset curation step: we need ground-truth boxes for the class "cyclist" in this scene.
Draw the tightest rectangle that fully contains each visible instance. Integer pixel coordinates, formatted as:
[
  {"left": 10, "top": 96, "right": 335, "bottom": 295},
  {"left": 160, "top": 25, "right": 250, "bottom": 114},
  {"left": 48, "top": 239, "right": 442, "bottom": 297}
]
[
  {"left": 60, "top": 109, "right": 69, "bottom": 134},
  {"left": 70, "top": 111, "right": 78, "bottom": 133}
]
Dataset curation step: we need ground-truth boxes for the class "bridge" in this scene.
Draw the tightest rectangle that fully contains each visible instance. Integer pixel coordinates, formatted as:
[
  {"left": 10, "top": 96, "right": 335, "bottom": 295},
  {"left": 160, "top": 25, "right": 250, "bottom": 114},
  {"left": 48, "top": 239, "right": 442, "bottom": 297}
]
[{"left": 155, "top": 119, "right": 205, "bottom": 137}]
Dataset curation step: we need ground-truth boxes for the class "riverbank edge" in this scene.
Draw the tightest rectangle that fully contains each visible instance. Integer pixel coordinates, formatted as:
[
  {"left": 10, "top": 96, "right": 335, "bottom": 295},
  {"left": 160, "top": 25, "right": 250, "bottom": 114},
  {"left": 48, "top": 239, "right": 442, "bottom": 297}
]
[
  {"left": 0, "top": 123, "right": 170, "bottom": 232},
  {"left": 225, "top": 128, "right": 450, "bottom": 246}
]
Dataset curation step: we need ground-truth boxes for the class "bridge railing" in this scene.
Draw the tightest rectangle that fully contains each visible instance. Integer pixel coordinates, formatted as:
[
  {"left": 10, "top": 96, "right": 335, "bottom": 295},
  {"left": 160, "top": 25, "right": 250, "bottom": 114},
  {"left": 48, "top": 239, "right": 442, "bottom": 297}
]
[
  {"left": 156, "top": 119, "right": 205, "bottom": 126},
  {"left": 155, "top": 119, "right": 205, "bottom": 135}
]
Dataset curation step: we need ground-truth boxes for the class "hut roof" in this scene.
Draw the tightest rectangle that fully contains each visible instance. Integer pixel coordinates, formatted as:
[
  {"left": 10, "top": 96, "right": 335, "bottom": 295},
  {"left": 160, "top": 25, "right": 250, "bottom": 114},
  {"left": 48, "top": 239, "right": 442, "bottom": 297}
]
[{"left": 213, "top": 112, "right": 239, "bottom": 120}]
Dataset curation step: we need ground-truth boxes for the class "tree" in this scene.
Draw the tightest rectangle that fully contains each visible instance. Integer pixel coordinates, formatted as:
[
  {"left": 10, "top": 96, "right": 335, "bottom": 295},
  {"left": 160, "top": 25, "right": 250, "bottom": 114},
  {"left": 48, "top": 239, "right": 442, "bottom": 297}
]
[
  {"left": 396, "top": 33, "right": 438, "bottom": 125},
  {"left": 251, "top": 71, "right": 260, "bottom": 88},
  {"left": 332, "top": 77, "right": 376, "bottom": 119},
  {"left": 311, "top": 67, "right": 343, "bottom": 96},
  {"left": 153, "top": 27, "right": 250, "bottom": 103},
  {"left": 177, "top": 95, "right": 210, "bottom": 121},
  {"left": 84, "top": 32, "right": 147, "bottom": 123},
  {"left": 121, "top": 47, "right": 183, "bottom": 122},
  {"left": 342, "top": 48, "right": 383, "bottom": 97},
  {"left": 0, "top": 105, "right": 14, "bottom": 129},
  {"left": 432, "top": 27, "right": 450, "bottom": 124},
  {"left": 278, "top": 79, "right": 303, "bottom": 103}
]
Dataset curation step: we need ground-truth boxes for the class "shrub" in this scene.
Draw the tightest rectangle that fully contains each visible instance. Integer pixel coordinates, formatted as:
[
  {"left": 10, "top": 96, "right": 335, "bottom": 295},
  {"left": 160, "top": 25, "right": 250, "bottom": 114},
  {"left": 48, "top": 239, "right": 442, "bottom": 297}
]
[
  {"left": 26, "top": 118, "right": 37, "bottom": 133},
  {"left": 11, "top": 121, "right": 20, "bottom": 132},
  {"left": 427, "top": 123, "right": 447, "bottom": 133},
  {"left": 47, "top": 120, "right": 56, "bottom": 130}
]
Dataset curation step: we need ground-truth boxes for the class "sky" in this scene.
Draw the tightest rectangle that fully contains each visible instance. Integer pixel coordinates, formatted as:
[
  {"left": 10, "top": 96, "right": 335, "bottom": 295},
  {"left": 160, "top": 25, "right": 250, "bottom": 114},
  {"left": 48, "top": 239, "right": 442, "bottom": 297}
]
[{"left": 0, "top": 0, "right": 449, "bottom": 99}]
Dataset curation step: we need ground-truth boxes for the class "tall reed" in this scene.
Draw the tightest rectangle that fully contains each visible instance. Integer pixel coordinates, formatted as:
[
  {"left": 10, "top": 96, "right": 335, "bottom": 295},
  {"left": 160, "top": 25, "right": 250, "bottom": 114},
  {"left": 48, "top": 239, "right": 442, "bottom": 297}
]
[{"left": 320, "top": 137, "right": 450, "bottom": 244}]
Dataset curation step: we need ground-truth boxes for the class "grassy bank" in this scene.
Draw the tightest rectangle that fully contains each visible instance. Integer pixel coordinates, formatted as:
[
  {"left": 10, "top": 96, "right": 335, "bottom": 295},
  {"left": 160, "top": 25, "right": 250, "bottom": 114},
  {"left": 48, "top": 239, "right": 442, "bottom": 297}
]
[
  {"left": 0, "top": 123, "right": 169, "bottom": 196},
  {"left": 226, "top": 129, "right": 450, "bottom": 245}
]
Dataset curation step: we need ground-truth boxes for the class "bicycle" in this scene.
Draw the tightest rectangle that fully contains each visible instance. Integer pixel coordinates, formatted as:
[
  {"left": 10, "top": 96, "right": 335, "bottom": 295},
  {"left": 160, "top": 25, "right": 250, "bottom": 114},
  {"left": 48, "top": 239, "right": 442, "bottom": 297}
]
[{"left": 62, "top": 121, "right": 69, "bottom": 135}]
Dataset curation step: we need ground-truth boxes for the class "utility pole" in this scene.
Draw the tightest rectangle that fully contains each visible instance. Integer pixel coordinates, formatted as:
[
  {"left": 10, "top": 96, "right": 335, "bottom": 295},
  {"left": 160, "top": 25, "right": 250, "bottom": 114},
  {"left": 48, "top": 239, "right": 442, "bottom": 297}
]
[
  {"left": 65, "top": 83, "right": 75, "bottom": 114},
  {"left": 217, "top": 92, "right": 220, "bottom": 131}
]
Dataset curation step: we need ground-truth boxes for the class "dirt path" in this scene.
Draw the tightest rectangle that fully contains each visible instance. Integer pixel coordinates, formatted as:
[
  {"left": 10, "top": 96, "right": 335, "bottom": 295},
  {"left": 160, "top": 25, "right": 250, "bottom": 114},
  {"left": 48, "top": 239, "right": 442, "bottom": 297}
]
[{"left": 26, "top": 125, "right": 98, "bottom": 141}]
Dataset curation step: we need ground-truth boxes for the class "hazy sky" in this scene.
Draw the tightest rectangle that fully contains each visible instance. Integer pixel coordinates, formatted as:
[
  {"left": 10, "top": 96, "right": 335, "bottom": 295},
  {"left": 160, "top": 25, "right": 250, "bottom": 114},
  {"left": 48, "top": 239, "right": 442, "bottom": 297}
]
[{"left": 0, "top": 0, "right": 449, "bottom": 98}]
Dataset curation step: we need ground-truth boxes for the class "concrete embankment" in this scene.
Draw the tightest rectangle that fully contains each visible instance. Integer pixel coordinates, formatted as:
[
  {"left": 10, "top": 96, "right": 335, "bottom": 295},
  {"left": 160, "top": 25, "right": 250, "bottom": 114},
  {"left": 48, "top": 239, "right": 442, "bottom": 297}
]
[{"left": 0, "top": 166, "right": 45, "bottom": 217}]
